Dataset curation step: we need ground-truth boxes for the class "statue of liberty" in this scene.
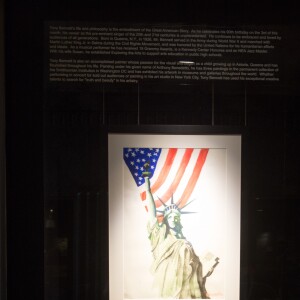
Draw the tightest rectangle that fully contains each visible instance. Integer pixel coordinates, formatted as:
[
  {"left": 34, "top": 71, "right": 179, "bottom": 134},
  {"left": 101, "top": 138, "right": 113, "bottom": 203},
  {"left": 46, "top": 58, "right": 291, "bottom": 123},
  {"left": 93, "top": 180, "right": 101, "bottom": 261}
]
[{"left": 143, "top": 164, "right": 214, "bottom": 299}]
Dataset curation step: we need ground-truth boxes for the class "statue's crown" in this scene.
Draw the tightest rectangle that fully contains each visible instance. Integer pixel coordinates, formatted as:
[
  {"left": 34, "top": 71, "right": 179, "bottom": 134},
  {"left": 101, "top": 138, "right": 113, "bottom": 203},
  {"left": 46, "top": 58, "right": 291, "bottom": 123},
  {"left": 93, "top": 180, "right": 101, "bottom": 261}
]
[
  {"left": 163, "top": 203, "right": 180, "bottom": 216},
  {"left": 156, "top": 194, "right": 196, "bottom": 217}
]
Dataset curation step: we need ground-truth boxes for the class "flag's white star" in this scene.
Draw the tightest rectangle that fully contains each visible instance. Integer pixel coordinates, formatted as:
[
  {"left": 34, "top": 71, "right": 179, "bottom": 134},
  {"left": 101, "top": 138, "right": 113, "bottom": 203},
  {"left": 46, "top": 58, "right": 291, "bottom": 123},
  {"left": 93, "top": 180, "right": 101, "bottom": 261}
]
[
  {"left": 131, "top": 152, "right": 136, "bottom": 157},
  {"left": 147, "top": 153, "right": 152, "bottom": 157},
  {"left": 130, "top": 161, "right": 134, "bottom": 165}
]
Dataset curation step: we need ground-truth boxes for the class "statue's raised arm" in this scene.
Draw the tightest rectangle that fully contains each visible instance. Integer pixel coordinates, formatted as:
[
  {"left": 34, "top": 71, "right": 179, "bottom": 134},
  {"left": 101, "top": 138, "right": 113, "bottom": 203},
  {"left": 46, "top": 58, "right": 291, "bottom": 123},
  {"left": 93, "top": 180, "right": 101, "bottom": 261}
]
[{"left": 142, "top": 163, "right": 156, "bottom": 224}]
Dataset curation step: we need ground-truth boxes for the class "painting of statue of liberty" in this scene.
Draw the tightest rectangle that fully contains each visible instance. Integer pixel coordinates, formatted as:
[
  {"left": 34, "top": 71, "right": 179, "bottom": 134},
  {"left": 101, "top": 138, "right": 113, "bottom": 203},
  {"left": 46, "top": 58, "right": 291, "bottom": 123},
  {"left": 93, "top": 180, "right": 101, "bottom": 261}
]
[{"left": 123, "top": 147, "right": 225, "bottom": 299}]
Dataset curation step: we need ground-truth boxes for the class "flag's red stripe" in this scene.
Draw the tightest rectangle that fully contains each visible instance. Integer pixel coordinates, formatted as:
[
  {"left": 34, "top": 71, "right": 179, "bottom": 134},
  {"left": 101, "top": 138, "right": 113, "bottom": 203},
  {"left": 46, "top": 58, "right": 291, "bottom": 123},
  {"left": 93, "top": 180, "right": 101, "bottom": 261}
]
[
  {"left": 140, "top": 148, "right": 177, "bottom": 200},
  {"left": 158, "top": 148, "right": 194, "bottom": 203},
  {"left": 177, "top": 149, "right": 209, "bottom": 208}
]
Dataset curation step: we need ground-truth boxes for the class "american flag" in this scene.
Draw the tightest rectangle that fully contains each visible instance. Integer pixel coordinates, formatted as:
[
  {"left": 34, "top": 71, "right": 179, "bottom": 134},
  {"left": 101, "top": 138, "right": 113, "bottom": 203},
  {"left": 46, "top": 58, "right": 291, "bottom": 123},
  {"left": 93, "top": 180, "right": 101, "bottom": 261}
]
[{"left": 123, "top": 147, "right": 209, "bottom": 211}]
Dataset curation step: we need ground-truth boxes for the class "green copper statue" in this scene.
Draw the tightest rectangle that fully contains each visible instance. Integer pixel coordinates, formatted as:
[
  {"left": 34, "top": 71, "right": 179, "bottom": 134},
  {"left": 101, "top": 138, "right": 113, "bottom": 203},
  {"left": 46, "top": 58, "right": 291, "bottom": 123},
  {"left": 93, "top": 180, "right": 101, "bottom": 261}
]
[{"left": 143, "top": 165, "right": 210, "bottom": 299}]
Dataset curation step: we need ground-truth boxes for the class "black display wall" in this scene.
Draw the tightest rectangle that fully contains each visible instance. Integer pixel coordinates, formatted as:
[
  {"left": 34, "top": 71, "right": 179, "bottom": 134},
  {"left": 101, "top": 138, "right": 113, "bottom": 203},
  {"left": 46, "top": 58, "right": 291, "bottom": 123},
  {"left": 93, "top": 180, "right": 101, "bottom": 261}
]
[{"left": 5, "top": 1, "right": 300, "bottom": 300}]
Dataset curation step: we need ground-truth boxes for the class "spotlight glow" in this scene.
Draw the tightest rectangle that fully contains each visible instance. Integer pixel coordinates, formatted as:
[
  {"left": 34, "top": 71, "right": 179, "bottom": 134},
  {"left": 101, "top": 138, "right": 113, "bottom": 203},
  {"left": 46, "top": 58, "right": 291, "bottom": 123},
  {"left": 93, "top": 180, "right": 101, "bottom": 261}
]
[{"left": 178, "top": 60, "right": 195, "bottom": 65}]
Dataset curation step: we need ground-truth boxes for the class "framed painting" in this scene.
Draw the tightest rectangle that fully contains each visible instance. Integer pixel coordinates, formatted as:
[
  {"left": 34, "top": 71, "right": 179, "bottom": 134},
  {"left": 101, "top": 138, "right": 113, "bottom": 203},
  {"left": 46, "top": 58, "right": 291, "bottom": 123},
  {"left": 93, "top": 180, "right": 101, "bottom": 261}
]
[{"left": 108, "top": 131, "right": 241, "bottom": 300}]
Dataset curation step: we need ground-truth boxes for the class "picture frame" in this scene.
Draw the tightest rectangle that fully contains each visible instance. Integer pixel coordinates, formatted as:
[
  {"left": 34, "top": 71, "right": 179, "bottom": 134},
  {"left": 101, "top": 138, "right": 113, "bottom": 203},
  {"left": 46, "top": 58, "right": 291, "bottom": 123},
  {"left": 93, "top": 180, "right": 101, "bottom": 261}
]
[{"left": 108, "top": 128, "right": 241, "bottom": 300}]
